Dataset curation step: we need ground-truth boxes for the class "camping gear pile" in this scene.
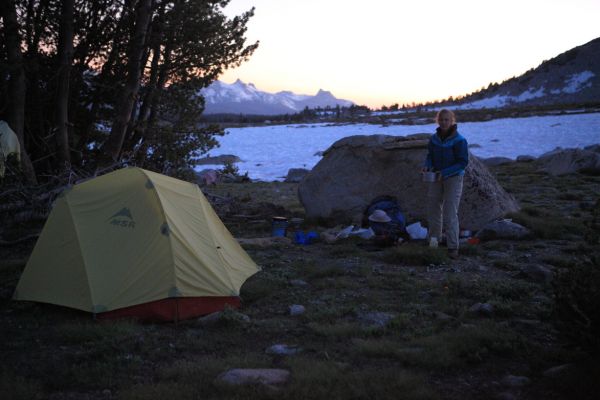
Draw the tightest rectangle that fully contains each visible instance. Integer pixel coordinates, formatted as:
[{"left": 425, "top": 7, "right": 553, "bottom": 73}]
[{"left": 364, "top": 196, "right": 408, "bottom": 246}]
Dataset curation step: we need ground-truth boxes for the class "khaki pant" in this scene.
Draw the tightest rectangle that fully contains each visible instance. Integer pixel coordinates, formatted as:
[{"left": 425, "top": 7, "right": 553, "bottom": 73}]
[{"left": 427, "top": 175, "right": 464, "bottom": 250}]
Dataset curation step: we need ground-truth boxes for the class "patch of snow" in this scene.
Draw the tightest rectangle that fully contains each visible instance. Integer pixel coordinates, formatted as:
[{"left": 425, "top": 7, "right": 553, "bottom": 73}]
[
  {"left": 457, "top": 87, "right": 546, "bottom": 110},
  {"left": 563, "top": 71, "right": 595, "bottom": 93},
  {"left": 371, "top": 110, "right": 407, "bottom": 116},
  {"left": 198, "top": 113, "right": 600, "bottom": 181},
  {"left": 455, "top": 95, "right": 509, "bottom": 109},
  {"left": 515, "top": 87, "right": 546, "bottom": 102}
]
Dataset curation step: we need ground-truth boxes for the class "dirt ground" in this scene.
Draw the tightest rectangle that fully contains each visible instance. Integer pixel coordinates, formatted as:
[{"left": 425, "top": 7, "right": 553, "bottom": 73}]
[{"left": 0, "top": 161, "right": 599, "bottom": 400}]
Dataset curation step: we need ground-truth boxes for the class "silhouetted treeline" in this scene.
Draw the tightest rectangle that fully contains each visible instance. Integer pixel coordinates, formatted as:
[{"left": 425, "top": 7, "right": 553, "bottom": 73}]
[{"left": 0, "top": 0, "right": 257, "bottom": 183}]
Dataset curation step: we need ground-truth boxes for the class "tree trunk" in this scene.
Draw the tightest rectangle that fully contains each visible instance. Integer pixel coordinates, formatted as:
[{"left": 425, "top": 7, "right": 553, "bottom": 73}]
[
  {"left": 128, "top": 39, "right": 172, "bottom": 151},
  {"left": 104, "top": 0, "right": 153, "bottom": 162},
  {"left": 0, "top": 0, "right": 37, "bottom": 183},
  {"left": 55, "top": 0, "right": 75, "bottom": 170}
]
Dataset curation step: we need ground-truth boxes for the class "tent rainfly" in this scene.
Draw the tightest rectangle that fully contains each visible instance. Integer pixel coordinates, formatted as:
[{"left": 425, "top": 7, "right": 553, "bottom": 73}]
[{"left": 13, "top": 167, "right": 260, "bottom": 322}]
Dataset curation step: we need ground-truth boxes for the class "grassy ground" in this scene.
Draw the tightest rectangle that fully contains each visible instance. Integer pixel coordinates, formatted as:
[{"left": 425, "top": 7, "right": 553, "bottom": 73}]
[{"left": 1, "top": 161, "right": 599, "bottom": 399}]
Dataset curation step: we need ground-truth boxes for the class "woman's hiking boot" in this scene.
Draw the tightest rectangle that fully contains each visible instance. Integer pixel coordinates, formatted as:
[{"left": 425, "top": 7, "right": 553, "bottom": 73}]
[{"left": 448, "top": 249, "right": 459, "bottom": 259}]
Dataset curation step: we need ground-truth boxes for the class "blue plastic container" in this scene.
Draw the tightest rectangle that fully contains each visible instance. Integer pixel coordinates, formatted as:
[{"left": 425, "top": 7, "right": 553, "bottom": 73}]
[
  {"left": 294, "top": 230, "right": 319, "bottom": 245},
  {"left": 271, "top": 217, "right": 288, "bottom": 237}
]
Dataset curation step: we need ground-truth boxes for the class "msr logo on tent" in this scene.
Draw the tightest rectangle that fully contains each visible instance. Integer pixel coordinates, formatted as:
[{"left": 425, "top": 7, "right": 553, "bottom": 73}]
[{"left": 107, "top": 207, "right": 136, "bottom": 228}]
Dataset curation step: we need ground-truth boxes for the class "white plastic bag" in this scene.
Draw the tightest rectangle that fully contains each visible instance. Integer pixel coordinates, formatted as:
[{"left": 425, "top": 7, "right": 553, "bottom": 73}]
[
  {"left": 335, "top": 225, "right": 355, "bottom": 239},
  {"left": 406, "top": 222, "right": 428, "bottom": 240},
  {"left": 347, "top": 227, "right": 375, "bottom": 239}
]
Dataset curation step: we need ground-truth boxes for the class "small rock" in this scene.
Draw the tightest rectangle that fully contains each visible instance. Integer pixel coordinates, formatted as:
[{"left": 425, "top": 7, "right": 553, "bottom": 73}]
[
  {"left": 531, "top": 294, "right": 551, "bottom": 304},
  {"left": 396, "top": 347, "right": 425, "bottom": 355},
  {"left": 482, "top": 157, "right": 514, "bottom": 167},
  {"left": 217, "top": 368, "right": 290, "bottom": 386},
  {"left": 512, "top": 319, "right": 541, "bottom": 328},
  {"left": 434, "top": 311, "right": 453, "bottom": 321},
  {"left": 584, "top": 144, "right": 600, "bottom": 153},
  {"left": 196, "top": 312, "right": 222, "bottom": 325},
  {"left": 501, "top": 374, "right": 531, "bottom": 387},
  {"left": 102, "top": 389, "right": 112, "bottom": 397},
  {"left": 196, "top": 169, "right": 219, "bottom": 186},
  {"left": 290, "top": 279, "right": 309, "bottom": 287},
  {"left": 476, "top": 219, "right": 531, "bottom": 241},
  {"left": 285, "top": 168, "right": 310, "bottom": 183},
  {"left": 496, "top": 391, "right": 518, "bottom": 400},
  {"left": 196, "top": 311, "right": 250, "bottom": 326},
  {"left": 516, "top": 155, "right": 536, "bottom": 162},
  {"left": 519, "top": 264, "right": 553, "bottom": 283},
  {"left": 266, "top": 344, "right": 302, "bottom": 355},
  {"left": 542, "top": 363, "right": 575, "bottom": 378},
  {"left": 289, "top": 304, "right": 306, "bottom": 316},
  {"left": 469, "top": 302, "right": 494, "bottom": 316},
  {"left": 356, "top": 311, "right": 395, "bottom": 327},
  {"left": 487, "top": 251, "right": 510, "bottom": 259}
]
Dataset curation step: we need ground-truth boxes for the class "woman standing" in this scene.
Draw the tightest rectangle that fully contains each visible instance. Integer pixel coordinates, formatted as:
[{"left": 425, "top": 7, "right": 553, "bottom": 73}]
[{"left": 423, "top": 109, "right": 469, "bottom": 259}]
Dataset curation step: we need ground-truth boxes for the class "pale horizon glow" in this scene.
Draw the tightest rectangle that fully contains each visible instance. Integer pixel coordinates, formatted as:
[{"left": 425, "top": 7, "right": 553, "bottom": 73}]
[{"left": 221, "top": 0, "right": 600, "bottom": 108}]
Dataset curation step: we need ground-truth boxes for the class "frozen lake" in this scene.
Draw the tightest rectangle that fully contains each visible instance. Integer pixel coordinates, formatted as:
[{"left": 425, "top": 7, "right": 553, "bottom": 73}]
[{"left": 198, "top": 112, "right": 600, "bottom": 181}]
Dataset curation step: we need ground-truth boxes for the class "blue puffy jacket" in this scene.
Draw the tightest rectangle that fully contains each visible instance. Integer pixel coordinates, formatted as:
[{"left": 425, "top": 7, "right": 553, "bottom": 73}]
[{"left": 424, "top": 125, "right": 469, "bottom": 179}]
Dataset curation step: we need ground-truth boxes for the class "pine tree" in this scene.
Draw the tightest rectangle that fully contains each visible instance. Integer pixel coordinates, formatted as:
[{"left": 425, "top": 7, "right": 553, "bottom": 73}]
[{"left": 0, "top": 0, "right": 258, "bottom": 181}]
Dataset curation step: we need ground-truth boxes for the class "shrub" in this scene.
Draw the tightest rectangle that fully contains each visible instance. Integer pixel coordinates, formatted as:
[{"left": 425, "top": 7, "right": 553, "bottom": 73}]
[
  {"left": 553, "top": 198, "right": 600, "bottom": 355},
  {"left": 507, "top": 207, "right": 584, "bottom": 239},
  {"left": 393, "top": 322, "right": 527, "bottom": 370},
  {"left": 553, "top": 260, "right": 600, "bottom": 355},
  {"left": 0, "top": 372, "right": 43, "bottom": 400},
  {"left": 284, "top": 357, "right": 439, "bottom": 400},
  {"left": 220, "top": 161, "right": 239, "bottom": 176},
  {"left": 381, "top": 244, "right": 447, "bottom": 265},
  {"left": 308, "top": 321, "right": 364, "bottom": 339},
  {"left": 542, "top": 255, "right": 577, "bottom": 269}
]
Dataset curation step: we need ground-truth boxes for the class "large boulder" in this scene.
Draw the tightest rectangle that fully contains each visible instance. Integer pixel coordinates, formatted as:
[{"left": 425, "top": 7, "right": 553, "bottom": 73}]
[
  {"left": 536, "top": 147, "right": 600, "bottom": 175},
  {"left": 298, "top": 134, "right": 520, "bottom": 230}
]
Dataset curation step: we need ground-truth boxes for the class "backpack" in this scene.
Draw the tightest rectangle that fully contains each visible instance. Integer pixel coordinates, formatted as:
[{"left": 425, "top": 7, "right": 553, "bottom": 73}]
[{"left": 363, "top": 195, "right": 407, "bottom": 243}]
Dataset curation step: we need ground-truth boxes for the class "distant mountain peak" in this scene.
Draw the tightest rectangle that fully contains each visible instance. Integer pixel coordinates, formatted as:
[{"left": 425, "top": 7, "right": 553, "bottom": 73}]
[
  {"left": 315, "top": 89, "right": 334, "bottom": 97},
  {"left": 201, "top": 80, "right": 354, "bottom": 115}
]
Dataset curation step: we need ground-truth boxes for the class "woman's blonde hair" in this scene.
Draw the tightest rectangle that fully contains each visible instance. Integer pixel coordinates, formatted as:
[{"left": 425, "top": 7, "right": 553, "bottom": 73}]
[{"left": 436, "top": 109, "right": 456, "bottom": 125}]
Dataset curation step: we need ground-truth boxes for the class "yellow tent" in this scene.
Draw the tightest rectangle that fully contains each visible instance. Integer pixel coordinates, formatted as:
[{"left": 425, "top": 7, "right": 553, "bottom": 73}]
[{"left": 14, "top": 167, "right": 260, "bottom": 321}]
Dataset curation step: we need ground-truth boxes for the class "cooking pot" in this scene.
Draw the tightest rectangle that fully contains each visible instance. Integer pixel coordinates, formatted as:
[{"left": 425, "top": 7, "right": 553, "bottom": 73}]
[{"left": 421, "top": 171, "right": 439, "bottom": 183}]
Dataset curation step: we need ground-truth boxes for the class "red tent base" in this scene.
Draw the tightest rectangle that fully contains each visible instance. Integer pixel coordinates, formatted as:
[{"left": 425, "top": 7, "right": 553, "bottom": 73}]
[{"left": 96, "top": 296, "right": 241, "bottom": 322}]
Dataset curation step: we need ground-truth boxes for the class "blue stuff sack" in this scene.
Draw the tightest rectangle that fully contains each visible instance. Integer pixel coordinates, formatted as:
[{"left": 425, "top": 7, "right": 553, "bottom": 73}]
[{"left": 294, "top": 230, "right": 319, "bottom": 245}]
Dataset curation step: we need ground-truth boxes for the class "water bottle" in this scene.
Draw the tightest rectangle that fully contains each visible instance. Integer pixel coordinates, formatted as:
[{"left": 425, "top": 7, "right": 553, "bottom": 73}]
[{"left": 429, "top": 237, "right": 438, "bottom": 248}]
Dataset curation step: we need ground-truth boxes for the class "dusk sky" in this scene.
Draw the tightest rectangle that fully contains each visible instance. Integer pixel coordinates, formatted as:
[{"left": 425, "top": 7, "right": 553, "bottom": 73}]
[{"left": 221, "top": 0, "right": 600, "bottom": 108}]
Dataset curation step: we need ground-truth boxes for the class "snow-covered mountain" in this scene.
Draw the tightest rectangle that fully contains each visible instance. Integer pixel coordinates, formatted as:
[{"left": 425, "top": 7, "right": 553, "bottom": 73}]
[
  {"left": 200, "top": 79, "right": 354, "bottom": 115},
  {"left": 454, "top": 37, "right": 600, "bottom": 109}
]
